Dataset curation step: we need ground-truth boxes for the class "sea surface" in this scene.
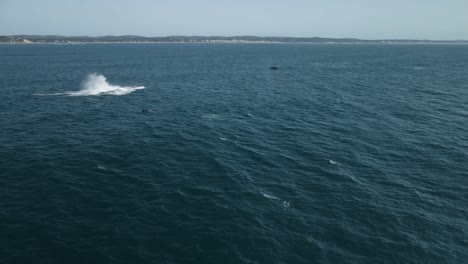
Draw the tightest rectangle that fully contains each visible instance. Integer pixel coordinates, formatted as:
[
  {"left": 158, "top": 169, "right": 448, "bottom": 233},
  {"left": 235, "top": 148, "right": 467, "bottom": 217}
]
[{"left": 0, "top": 43, "right": 467, "bottom": 264}]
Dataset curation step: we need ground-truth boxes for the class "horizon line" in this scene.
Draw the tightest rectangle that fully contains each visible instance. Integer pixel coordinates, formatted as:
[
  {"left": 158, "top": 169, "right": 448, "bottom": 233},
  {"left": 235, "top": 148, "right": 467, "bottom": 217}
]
[
  {"left": 3, "top": 34, "right": 468, "bottom": 42},
  {"left": 0, "top": 34, "right": 468, "bottom": 44}
]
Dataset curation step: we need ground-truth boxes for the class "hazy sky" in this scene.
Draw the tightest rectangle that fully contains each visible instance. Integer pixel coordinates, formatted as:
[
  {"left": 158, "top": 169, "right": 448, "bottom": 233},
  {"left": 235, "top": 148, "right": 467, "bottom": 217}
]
[{"left": 1, "top": 0, "right": 467, "bottom": 39}]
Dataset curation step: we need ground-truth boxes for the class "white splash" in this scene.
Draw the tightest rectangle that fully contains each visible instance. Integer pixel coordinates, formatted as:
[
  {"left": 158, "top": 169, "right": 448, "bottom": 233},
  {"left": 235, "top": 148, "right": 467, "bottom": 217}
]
[
  {"left": 35, "top": 74, "right": 145, "bottom": 96},
  {"left": 329, "top": 160, "right": 339, "bottom": 165},
  {"left": 67, "top": 74, "right": 145, "bottom": 96}
]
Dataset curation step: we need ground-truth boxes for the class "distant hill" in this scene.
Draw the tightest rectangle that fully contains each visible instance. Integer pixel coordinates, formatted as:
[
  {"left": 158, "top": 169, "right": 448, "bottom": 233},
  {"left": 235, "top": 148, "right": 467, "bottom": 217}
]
[{"left": 1, "top": 35, "right": 467, "bottom": 44}]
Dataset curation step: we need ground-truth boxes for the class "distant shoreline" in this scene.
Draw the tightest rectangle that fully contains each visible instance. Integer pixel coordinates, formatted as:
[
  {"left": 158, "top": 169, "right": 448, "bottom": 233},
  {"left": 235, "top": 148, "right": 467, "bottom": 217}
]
[
  {"left": 2, "top": 41, "right": 468, "bottom": 45},
  {"left": 2, "top": 35, "right": 468, "bottom": 45}
]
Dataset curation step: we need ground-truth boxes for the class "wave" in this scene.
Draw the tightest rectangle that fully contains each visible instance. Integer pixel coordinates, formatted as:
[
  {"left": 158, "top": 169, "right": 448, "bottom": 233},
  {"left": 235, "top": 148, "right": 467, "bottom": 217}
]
[
  {"left": 35, "top": 74, "right": 145, "bottom": 96},
  {"left": 202, "top": 114, "right": 221, "bottom": 119}
]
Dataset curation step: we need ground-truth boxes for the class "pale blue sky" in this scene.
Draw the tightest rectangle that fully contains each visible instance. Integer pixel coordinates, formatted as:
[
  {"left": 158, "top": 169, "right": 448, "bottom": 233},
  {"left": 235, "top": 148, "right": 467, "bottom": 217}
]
[{"left": 1, "top": 0, "right": 467, "bottom": 39}]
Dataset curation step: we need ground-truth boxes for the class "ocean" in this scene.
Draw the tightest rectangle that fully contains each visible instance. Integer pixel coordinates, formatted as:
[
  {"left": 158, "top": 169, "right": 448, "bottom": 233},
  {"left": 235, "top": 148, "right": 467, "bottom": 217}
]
[{"left": 0, "top": 43, "right": 467, "bottom": 263}]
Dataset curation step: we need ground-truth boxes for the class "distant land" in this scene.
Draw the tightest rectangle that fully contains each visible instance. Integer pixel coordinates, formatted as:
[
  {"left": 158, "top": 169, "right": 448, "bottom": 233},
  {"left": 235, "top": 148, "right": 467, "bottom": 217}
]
[{"left": 1, "top": 35, "right": 468, "bottom": 44}]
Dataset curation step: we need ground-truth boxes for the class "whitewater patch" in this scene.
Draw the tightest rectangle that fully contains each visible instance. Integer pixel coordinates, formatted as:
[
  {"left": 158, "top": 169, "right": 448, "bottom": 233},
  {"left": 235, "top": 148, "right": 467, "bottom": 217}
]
[
  {"left": 261, "top": 192, "right": 291, "bottom": 207},
  {"left": 35, "top": 74, "right": 145, "bottom": 96},
  {"left": 261, "top": 192, "right": 279, "bottom": 200}
]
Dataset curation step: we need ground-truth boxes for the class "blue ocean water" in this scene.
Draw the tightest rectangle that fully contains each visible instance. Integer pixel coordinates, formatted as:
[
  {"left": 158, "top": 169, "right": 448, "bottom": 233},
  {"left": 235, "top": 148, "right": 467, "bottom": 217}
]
[{"left": 0, "top": 43, "right": 467, "bottom": 264}]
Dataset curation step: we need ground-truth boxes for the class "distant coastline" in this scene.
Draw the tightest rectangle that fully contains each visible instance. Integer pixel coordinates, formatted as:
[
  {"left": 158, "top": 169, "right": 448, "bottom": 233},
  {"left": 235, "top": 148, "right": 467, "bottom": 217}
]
[{"left": 1, "top": 35, "right": 468, "bottom": 44}]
